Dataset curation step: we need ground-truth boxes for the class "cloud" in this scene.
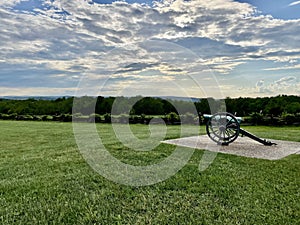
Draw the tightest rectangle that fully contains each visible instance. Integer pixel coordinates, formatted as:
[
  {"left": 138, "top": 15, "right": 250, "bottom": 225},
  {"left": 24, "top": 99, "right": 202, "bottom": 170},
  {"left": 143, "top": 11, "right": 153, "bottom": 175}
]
[
  {"left": 0, "top": 1, "right": 22, "bottom": 8},
  {"left": 255, "top": 80, "right": 266, "bottom": 93},
  {"left": 0, "top": 86, "right": 77, "bottom": 96},
  {"left": 0, "top": 0, "right": 300, "bottom": 97},
  {"left": 253, "top": 76, "right": 299, "bottom": 95},
  {"left": 264, "top": 64, "right": 300, "bottom": 71},
  {"left": 274, "top": 76, "right": 296, "bottom": 85},
  {"left": 289, "top": 1, "right": 300, "bottom": 6},
  {"left": 256, "top": 80, "right": 264, "bottom": 87}
]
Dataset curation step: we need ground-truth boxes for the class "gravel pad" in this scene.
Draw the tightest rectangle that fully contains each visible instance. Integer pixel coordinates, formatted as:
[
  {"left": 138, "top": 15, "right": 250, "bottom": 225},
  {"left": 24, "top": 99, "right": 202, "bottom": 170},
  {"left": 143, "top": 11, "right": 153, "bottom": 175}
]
[{"left": 162, "top": 135, "right": 300, "bottom": 160}]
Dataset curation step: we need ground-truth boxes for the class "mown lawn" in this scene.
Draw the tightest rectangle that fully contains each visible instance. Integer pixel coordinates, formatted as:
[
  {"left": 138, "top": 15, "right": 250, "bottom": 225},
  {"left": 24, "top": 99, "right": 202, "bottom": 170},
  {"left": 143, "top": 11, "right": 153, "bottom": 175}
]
[{"left": 0, "top": 121, "right": 299, "bottom": 224}]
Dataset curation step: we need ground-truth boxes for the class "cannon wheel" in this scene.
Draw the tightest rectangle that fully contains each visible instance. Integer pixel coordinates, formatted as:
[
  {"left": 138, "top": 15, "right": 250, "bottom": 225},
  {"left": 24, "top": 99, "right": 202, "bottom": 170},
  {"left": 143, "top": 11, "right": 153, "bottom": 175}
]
[{"left": 206, "top": 112, "right": 240, "bottom": 145}]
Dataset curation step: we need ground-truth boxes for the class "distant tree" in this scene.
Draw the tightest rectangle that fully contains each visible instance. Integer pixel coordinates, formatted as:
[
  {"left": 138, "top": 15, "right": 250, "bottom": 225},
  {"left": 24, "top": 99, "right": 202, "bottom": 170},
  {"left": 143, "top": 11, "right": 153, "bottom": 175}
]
[
  {"left": 285, "top": 102, "right": 300, "bottom": 114},
  {"left": 73, "top": 96, "right": 95, "bottom": 115},
  {"left": 111, "top": 97, "right": 131, "bottom": 115},
  {"left": 161, "top": 99, "right": 176, "bottom": 114},
  {"left": 96, "top": 97, "right": 114, "bottom": 114},
  {"left": 167, "top": 112, "right": 180, "bottom": 124},
  {"left": 195, "top": 99, "right": 210, "bottom": 114},
  {"left": 133, "top": 97, "right": 164, "bottom": 115},
  {"left": 249, "top": 112, "right": 264, "bottom": 125},
  {"left": 0, "top": 95, "right": 299, "bottom": 122},
  {"left": 266, "top": 101, "right": 283, "bottom": 116}
]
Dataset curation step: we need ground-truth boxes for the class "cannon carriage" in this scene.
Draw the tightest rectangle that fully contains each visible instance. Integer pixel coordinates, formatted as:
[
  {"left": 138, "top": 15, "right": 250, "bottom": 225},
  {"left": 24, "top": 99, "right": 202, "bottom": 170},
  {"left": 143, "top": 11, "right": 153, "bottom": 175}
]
[{"left": 204, "top": 112, "right": 276, "bottom": 146}]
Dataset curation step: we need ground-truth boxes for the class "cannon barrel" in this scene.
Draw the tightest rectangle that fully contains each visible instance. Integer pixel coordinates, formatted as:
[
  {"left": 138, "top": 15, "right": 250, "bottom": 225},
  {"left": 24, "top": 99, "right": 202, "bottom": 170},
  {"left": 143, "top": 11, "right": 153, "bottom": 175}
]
[
  {"left": 203, "top": 113, "right": 243, "bottom": 124},
  {"left": 239, "top": 128, "right": 277, "bottom": 146}
]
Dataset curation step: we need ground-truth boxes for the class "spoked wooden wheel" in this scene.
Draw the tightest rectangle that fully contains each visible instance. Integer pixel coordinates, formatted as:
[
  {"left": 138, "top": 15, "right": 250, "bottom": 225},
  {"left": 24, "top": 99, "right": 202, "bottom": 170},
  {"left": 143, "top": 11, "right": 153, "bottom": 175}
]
[{"left": 206, "top": 112, "right": 240, "bottom": 145}]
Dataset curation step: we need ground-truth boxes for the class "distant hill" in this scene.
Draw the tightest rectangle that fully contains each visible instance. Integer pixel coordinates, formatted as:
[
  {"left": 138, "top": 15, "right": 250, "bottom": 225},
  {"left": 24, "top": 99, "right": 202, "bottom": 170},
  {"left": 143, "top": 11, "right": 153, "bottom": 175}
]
[
  {"left": 158, "top": 96, "right": 201, "bottom": 102},
  {"left": 0, "top": 96, "right": 71, "bottom": 100},
  {"left": 1, "top": 95, "right": 201, "bottom": 102}
]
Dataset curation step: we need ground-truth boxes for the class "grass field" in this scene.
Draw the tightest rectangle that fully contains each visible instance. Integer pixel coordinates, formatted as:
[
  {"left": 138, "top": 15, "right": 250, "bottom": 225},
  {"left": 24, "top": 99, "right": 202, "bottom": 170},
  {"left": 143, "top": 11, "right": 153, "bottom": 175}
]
[{"left": 0, "top": 121, "right": 299, "bottom": 224}]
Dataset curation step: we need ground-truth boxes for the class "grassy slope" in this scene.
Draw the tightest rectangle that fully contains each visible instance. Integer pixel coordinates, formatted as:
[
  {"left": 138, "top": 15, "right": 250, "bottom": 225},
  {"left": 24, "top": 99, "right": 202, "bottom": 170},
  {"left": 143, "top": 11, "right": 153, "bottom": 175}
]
[{"left": 0, "top": 121, "right": 299, "bottom": 224}]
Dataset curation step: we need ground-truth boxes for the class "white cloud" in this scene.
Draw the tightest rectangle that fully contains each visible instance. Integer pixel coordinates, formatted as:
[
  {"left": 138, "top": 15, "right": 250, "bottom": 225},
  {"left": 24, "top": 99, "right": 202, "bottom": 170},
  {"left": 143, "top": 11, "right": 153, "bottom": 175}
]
[
  {"left": 256, "top": 79, "right": 264, "bottom": 87},
  {"left": 264, "top": 64, "right": 300, "bottom": 71},
  {"left": 289, "top": 1, "right": 300, "bottom": 6},
  {"left": 255, "top": 80, "right": 265, "bottom": 93},
  {"left": 226, "top": 75, "right": 300, "bottom": 98},
  {"left": 0, "top": 0, "right": 22, "bottom": 8},
  {"left": 0, "top": 86, "right": 77, "bottom": 96},
  {"left": 0, "top": 0, "right": 300, "bottom": 97},
  {"left": 253, "top": 76, "right": 299, "bottom": 95},
  {"left": 274, "top": 76, "right": 296, "bottom": 85}
]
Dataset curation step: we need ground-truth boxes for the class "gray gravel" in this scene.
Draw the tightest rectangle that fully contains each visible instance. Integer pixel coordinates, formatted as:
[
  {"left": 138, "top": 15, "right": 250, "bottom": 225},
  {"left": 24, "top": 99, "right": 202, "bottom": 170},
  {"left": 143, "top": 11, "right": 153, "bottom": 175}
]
[{"left": 162, "top": 135, "right": 300, "bottom": 160}]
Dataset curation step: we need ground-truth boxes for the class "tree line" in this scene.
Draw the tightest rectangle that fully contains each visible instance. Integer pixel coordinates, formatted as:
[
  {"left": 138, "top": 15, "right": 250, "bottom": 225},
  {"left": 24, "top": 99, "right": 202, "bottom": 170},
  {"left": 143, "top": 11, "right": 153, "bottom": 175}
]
[{"left": 0, "top": 95, "right": 299, "bottom": 125}]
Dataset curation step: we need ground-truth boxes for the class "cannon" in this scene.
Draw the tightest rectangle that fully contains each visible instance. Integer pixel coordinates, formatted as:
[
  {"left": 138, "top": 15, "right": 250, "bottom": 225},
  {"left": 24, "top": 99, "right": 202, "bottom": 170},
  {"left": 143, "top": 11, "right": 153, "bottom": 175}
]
[{"left": 204, "top": 112, "right": 277, "bottom": 146}]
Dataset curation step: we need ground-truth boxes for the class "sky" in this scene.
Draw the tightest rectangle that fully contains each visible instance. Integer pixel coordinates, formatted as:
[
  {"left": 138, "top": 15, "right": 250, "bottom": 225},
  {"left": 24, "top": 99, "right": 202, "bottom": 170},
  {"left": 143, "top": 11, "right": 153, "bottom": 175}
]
[{"left": 0, "top": 0, "right": 300, "bottom": 98}]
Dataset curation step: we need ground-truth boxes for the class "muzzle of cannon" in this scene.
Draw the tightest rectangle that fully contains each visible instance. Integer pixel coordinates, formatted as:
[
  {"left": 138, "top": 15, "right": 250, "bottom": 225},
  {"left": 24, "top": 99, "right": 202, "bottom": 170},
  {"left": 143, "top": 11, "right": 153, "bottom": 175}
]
[{"left": 204, "top": 112, "right": 277, "bottom": 146}]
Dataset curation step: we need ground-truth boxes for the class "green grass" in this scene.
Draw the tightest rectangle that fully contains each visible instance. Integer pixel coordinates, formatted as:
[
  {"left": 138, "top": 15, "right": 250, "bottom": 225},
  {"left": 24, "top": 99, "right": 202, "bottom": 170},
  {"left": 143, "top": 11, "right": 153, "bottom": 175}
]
[
  {"left": 0, "top": 121, "right": 299, "bottom": 224},
  {"left": 241, "top": 125, "right": 300, "bottom": 142}
]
